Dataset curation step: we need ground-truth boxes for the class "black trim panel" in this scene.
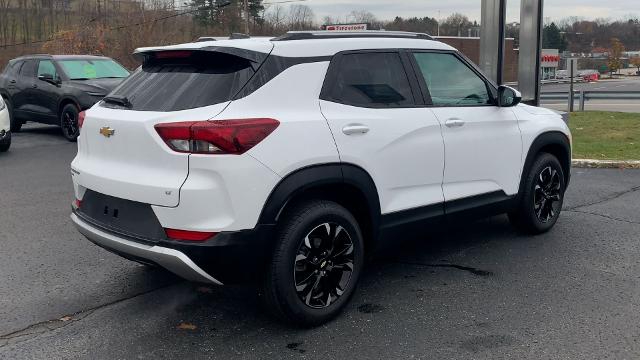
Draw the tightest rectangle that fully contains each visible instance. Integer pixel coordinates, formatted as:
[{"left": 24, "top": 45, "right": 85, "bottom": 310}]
[
  {"left": 445, "top": 190, "right": 513, "bottom": 215},
  {"left": 258, "top": 163, "right": 380, "bottom": 224},
  {"left": 380, "top": 203, "right": 443, "bottom": 230},
  {"left": 234, "top": 54, "right": 332, "bottom": 100}
]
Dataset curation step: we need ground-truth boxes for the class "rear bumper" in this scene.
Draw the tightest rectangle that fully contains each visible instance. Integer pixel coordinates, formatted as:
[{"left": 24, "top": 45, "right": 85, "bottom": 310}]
[{"left": 71, "top": 213, "right": 223, "bottom": 285}]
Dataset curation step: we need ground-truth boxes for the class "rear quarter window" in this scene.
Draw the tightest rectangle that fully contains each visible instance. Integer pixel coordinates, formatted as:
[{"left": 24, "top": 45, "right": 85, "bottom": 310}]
[{"left": 106, "top": 51, "right": 256, "bottom": 112}]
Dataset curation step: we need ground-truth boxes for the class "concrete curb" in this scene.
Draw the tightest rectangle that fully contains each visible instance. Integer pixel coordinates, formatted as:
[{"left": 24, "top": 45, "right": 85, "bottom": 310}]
[{"left": 572, "top": 159, "right": 640, "bottom": 169}]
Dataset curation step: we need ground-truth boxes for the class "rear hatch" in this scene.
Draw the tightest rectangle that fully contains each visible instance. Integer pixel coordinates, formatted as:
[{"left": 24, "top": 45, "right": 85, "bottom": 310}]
[{"left": 71, "top": 44, "right": 272, "bottom": 207}]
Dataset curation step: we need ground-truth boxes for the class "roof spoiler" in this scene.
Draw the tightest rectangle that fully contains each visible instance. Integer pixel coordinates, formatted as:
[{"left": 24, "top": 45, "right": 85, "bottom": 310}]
[{"left": 133, "top": 46, "right": 269, "bottom": 64}]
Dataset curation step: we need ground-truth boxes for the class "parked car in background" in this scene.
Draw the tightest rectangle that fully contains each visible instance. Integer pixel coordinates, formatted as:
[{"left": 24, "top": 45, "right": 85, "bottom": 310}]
[
  {"left": 0, "top": 55, "right": 129, "bottom": 141},
  {"left": 0, "top": 96, "right": 10, "bottom": 152},
  {"left": 580, "top": 70, "right": 600, "bottom": 82}
]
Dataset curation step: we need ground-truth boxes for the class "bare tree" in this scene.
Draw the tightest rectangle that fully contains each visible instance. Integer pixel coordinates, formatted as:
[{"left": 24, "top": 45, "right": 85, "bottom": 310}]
[
  {"left": 287, "top": 4, "right": 315, "bottom": 30},
  {"left": 264, "top": 4, "right": 287, "bottom": 32}
]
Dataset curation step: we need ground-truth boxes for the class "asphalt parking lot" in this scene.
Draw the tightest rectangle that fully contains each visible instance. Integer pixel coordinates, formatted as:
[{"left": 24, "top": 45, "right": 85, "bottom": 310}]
[{"left": 1, "top": 124, "right": 640, "bottom": 359}]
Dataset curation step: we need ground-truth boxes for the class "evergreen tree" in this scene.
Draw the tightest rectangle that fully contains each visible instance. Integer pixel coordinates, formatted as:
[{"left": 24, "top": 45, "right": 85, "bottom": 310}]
[{"left": 542, "top": 22, "right": 568, "bottom": 52}]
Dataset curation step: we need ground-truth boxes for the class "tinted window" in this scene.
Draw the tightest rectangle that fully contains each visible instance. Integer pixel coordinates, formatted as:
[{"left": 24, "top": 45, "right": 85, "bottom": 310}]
[
  {"left": 107, "top": 51, "right": 255, "bottom": 112},
  {"left": 327, "top": 52, "right": 414, "bottom": 107},
  {"left": 413, "top": 52, "right": 491, "bottom": 106},
  {"left": 58, "top": 59, "right": 129, "bottom": 80},
  {"left": 37, "top": 60, "right": 58, "bottom": 78},
  {"left": 3, "top": 61, "right": 22, "bottom": 76},
  {"left": 19, "top": 60, "right": 37, "bottom": 78}
]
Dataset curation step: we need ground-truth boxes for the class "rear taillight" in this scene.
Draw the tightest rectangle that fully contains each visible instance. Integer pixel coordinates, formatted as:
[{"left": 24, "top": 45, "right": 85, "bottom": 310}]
[
  {"left": 154, "top": 118, "right": 279, "bottom": 155},
  {"left": 78, "top": 111, "right": 86, "bottom": 128},
  {"left": 165, "top": 228, "right": 217, "bottom": 241},
  {"left": 73, "top": 199, "right": 82, "bottom": 209}
]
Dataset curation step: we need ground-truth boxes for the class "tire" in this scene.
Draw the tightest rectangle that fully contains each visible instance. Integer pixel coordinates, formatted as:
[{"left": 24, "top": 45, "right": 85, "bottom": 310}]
[
  {"left": 509, "top": 152, "right": 566, "bottom": 234},
  {"left": 0, "top": 131, "right": 10, "bottom": 152},
  {"left": 5, "top": 99, "right": 21, "bottom": 133},
  {"left": 262, "top": 200, "right": 364, "bottom": 327},
  {"left": 60, "top": 104, "right": 80, "bottom": 142}
]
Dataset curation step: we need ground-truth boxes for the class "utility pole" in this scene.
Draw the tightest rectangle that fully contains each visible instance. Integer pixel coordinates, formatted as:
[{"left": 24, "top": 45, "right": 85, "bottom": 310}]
[{"left": 244, "top": 0, "right": 249, "bottom": 35}]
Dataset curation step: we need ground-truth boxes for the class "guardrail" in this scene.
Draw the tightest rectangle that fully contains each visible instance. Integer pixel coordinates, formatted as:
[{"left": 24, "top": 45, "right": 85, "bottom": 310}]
[{"left": 540, "top": 91, "right": 640, "bottom": 111}]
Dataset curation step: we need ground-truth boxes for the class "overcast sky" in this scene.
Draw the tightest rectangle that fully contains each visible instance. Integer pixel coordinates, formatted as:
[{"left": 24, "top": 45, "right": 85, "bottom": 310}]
[{"left": 296, "top": 0, "right": 639, "bottom": 23}]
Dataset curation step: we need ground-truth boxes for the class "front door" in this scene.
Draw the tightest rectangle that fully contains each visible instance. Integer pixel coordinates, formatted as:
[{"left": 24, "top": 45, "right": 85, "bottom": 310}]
[
  {"left": 410, "top": 51, "right": 523, "bottom": 203},
  {"left": 320, "top": 51, "right": 445, "bottom": 215},
  {"left": 33, "top": 59, "right": 61, "bottom": 122}
]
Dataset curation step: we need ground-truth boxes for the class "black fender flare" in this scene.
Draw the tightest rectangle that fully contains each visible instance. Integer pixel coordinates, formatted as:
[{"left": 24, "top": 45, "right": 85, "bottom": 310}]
[
  {"left": 519, "top": 131, "right": 572, "bottom": 193},
  {"left": 257, "top": 163, "right": 381, "bottom": 240},
  {"left": 57, "top": 96, "right": 83, "bottom": 116}
]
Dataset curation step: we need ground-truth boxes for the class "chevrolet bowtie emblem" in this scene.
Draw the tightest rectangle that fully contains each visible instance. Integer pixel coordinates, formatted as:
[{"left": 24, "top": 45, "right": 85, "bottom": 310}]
[{"left": 99, "top": 127, "right": 115, "bottom": 138}]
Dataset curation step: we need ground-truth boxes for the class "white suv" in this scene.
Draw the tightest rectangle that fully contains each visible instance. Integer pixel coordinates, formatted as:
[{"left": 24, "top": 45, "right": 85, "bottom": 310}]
[
  {"left": 0, "top": 96, "right": 10, "bottom": 152},
  {"left": 70, "top": 31, "right": 571, "bottom": 326}
]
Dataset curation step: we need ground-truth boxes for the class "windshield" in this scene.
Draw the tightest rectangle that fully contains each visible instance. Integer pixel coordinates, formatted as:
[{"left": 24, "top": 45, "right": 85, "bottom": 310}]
[{"left": 59, "top": 59, "right": 129, "bottom": 80}]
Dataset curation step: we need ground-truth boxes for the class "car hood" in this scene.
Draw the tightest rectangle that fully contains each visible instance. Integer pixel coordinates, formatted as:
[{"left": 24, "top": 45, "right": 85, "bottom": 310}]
[
  {"left": 517, "top": 103, "right": 559, "bottom": 116},
  {"left": 66, "top": 78, "right": 126, "bottom": 95}
]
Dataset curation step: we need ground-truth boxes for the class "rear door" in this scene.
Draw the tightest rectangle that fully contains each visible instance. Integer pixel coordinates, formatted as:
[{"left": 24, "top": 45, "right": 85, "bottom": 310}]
[
  {"left": 72, "top": 49, "right": 268, "bottom": 207},
  {"left": 320, "top": 51, "right": 445, "bottom": 215},
  {"left": 13, "top": 60, "right": 37, "bottom": 115},
  {"left": 410, "top": 51, "right": 522, "bottom": 202}
]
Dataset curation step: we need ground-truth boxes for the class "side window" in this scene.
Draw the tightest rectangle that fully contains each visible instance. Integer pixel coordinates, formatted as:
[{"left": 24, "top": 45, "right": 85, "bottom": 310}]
[
  {"left": 413, "top": 52, "right": 492, "bottom": 106},
  {"left": 325, "top": 52, "right": 415, "bottom": 108},
  {"left": 4, "top": 61, "right": 22, "bottom": 76},
  {"left": 19, "top": 60, "right": 37, "bottom": 78},
  {"left": 37, "top": 60, "right": 58, "bottom": 78}
]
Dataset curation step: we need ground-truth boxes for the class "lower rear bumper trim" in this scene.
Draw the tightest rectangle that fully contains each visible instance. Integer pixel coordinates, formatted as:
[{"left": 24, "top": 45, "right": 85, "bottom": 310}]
[{"left": 71, "top": 213, "right": 223, "bottom": 285}]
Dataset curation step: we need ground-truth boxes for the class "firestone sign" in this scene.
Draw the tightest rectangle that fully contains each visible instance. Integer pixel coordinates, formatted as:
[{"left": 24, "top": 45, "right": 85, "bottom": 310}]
[
  {"left": 541, "top": 49, "right": 560, "bottom": 67},
  {"left": 323, "top": 24, "right": 368, "bottom": 31}
]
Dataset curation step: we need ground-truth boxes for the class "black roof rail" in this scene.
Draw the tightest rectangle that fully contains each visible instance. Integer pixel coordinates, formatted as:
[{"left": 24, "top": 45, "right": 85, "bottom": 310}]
[
  {"left": 197, "top": 36, "right": 217, "bottom": 42},
  {"left": 229, "top": 33, "right": 250, "bottom": 40},
  {"left": 272, "top": 30, "right": 434, "bottom": 41}
]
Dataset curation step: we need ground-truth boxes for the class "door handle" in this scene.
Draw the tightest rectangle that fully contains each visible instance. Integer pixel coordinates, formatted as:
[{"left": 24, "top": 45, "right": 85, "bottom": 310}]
[
  {"left": 445, "top": 118, "right": 465, "bottom": 128},
  {"left": 32, "top": 84, "right": 38, "bottom": 88},
  {"left": 9, "top": 80, "right": 16, "bottom": 84},
  {"left": 342, "top": 124, "right": 370, "bottom": 135}
]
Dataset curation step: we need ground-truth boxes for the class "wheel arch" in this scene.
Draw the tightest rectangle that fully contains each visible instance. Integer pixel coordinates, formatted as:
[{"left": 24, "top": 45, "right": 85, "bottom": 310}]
[
  {"left": 258, "top": 163, "right": 381, "bottom": 252},
  {"left": 520, "top": 131, "right": 571, "bottom": 193},
  {"left": 58, "top": 97, "right": 81, "bottom": 117}
]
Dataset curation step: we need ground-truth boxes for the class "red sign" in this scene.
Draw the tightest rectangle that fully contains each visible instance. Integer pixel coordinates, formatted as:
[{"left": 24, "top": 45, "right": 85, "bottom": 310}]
[{"left": 541, "top": 55, "right": 560, "bottom": 62}]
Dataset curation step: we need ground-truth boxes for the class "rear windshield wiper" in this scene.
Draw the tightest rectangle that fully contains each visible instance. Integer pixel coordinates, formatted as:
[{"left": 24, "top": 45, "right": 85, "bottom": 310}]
[{"left": 102, "top": 95, "right": 132, "bottom": 108}]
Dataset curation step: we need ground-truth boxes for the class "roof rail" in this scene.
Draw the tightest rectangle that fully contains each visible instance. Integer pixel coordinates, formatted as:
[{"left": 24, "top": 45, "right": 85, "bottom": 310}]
[
  {"left": 272, "top": 30, "right": 434, "bottom": 41},
  {"left": 197, "top": 36, "right": 217, "bottom": 42},
  {"left": 229, "top": 33, "right": 250, "bottom": 40}
]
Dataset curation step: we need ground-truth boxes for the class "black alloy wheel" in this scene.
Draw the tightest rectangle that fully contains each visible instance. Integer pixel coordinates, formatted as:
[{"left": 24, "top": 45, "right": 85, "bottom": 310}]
[
  {"left": 509, "top": 152, "right": 565, "bottom": 234},
  {"left": 60, "top": 104, "right": 80, "bottom": 141},
  {"left": 294, "top": 222, "right": 355, "bottom": 309},
  {"left": 262, "top": 200, "right": 364, "bottom": 327},
  {"left": 533, "top": 166, "right": 562, "bottom": 223}
]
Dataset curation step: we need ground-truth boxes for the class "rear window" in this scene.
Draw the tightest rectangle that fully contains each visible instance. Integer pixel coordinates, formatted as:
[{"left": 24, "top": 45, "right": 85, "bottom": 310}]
[{"left": 106, "top": 51, "right": 256, "bottom": 112}]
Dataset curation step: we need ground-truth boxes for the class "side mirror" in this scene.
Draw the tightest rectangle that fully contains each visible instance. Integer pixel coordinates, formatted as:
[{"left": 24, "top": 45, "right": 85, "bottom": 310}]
[
  {"left": 38, "top": 73, "right": 60, "bottom": 86},
  {"left": 498, "top": 85, "right": 522, "bottom": 107}
]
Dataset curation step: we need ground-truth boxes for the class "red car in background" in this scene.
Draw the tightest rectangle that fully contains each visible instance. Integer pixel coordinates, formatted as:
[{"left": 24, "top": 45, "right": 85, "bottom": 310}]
[{"left": 581, "top": 70, "right": 600, "bottom": 82}]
